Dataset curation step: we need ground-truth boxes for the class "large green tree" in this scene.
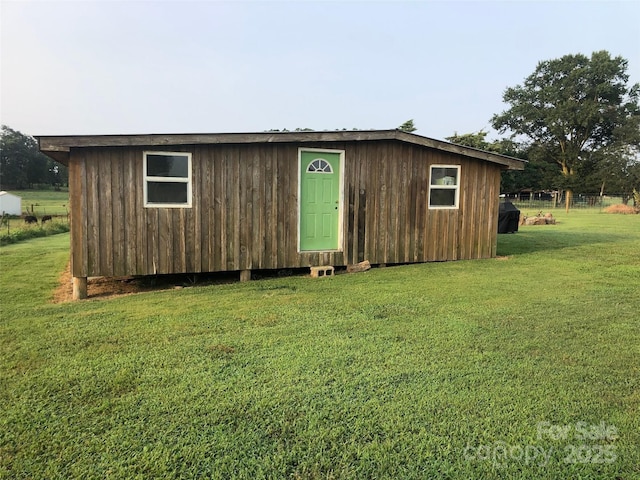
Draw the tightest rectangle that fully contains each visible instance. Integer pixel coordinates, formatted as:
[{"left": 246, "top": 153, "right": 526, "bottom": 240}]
[
  {"left": 445, "top": 130, "right": 553, "bottom": 193},
  {"left": 491, "top": 51, "right": 640, "bottom": 211},
  {"left": 0, "top": 125, "right": 67, "bottom": 190}
]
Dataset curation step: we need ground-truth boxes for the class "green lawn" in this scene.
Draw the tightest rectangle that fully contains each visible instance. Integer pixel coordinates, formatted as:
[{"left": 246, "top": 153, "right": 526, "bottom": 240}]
[{"left": 1, "top": 211, "right": 638, "bottom": 479}]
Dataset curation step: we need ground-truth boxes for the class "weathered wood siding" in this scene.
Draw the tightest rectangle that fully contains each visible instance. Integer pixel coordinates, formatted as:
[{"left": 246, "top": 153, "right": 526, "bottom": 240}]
[{"left": 68, "top": 140, "right": 501, "bottom": 278}]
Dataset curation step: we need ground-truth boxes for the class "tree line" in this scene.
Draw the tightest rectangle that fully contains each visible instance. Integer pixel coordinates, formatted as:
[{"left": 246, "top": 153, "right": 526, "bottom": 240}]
[{"left": 0, "top": 125, "right": 68, "bottom": 190}]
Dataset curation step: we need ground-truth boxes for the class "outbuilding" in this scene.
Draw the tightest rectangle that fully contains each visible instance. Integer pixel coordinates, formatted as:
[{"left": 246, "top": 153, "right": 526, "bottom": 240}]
[
  {"left": 0, "top": 191, "right": 22, "bottom": 216},
  {"left": 38, "top": 130, "right": 525, "bottom": 299}
]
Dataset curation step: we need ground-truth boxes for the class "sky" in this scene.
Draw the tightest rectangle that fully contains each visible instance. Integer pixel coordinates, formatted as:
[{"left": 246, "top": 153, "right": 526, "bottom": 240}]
[{"left": 1, "top": 0, "right": 639, "bottom": 141}]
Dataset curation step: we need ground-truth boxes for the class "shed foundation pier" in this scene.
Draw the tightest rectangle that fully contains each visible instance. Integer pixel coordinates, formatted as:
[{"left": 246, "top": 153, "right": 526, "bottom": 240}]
[{"left": 73, "top": 277, "right": 87, "bottom": 300}]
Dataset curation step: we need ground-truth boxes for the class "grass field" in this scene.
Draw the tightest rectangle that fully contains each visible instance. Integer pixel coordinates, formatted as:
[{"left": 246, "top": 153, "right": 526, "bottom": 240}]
[
  {"left": 1, "top": 190, "right": 70, "bottom": 245},
  {"left": 6, "top": 189, "right": 70, "bottom": 217},
  {"left": 1, "top": 211, "right": 638, "bottom": 479}
]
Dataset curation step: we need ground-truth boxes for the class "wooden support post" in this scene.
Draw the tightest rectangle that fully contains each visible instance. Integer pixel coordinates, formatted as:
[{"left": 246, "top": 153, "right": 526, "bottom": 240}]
[
  {"left": 72, "top": 277, "right": 87, "bottom": 300},
  {"left": 240, "top": 270, "right": 251, "bottom": 282}
]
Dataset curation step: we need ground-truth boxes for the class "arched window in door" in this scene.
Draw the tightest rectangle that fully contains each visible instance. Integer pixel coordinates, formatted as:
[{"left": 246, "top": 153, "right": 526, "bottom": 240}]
[{"left": 306, "top": 158, "right": 333, "bottom": 173}]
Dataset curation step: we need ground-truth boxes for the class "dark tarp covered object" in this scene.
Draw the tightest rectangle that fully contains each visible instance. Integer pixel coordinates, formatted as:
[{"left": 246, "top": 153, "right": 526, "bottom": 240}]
[{"left": 498, "top": 200, "right": 520, "bottom": 234}]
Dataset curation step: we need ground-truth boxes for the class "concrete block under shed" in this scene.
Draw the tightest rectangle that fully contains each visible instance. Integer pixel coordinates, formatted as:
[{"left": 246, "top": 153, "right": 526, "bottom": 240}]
[{"left": 310, "top": 266, "right": 334, "bottom": 278}]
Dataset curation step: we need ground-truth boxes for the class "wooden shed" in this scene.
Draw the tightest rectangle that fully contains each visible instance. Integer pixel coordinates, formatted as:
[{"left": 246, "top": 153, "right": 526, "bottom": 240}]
[{"left": 38, "top": 130, "right": 525, "bottom": 299}]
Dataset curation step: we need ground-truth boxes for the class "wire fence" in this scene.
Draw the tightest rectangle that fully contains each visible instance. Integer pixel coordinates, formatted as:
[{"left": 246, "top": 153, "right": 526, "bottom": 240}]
[{"left": 503, "top": 193, "right": 633, "bottom": 211}]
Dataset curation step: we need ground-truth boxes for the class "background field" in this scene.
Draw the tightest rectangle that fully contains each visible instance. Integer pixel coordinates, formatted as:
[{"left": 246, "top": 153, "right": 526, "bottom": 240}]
[
  {"left": 509, "top": 195, "right": 628, "bottom": 213},
  {"left": 1, "top": 190, "right": 70, "bottom": 245},
  {"left": 1, "top": 211, "right": 638, "bottom": 479},
  {"left": 5, "top": 189, "right": 70, "bottom": 217}
]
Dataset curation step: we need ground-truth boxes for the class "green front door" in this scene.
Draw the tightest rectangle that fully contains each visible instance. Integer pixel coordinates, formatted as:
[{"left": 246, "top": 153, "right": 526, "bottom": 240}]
[{"left": 299, "top": 151, "right": 341, "bottom": 251}]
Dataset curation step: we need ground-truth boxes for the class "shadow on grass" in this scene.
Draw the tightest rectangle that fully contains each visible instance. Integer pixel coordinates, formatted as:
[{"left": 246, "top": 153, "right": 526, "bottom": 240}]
[{"left": 497, "top": 228, "right": 625, "bottom": 256}]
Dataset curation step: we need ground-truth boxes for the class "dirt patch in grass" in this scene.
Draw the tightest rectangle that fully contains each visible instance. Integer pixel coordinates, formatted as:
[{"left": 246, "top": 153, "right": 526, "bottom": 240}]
[
  {"left": 52, "top": 262, "right": 73, "bottom": 302},
  {"left": 207, "top": 344, "right": 236, "bottom": 358},
  {"left": 52, "top": 264, "right": 267, "bottom": 302},
  {"left": 603, "top": 204, "right": 639, "bottom": 214},
  {"left": 53, "top": 262, "right": 166, "bottom": 302}
]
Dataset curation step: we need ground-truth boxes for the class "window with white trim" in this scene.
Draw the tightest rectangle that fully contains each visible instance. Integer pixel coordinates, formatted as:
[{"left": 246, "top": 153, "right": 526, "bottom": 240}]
[
  {"left": 144, "top": 151, "right": 192, "bottom": 207},
  {"left": 429, "top": 165, "right": 460, "bottom": 209}
]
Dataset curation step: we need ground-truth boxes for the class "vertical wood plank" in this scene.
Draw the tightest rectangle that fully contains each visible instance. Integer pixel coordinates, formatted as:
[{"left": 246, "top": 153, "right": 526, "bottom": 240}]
[
  {"left": 456, "top": 158, "right": 466, "bottom": 260},
  {"left": 86, "top": 155, "right": 100, "bottom": 275},
  {"left": 467, "top": 160, "right": 478, "bottom": 259},
  {"left": 477, "top": 162, "right": 488, "bottom": 258},
  {"left": 401, "top": 145, "right": 412, "bottom": 263},
  {"left": 424, "top": 150, "right": 434, "bottom": 261},
  {"left": 197, "top": 145, "right": 207, "bottom": 272},
  {"left": 189, "top": 145, "right": 200, "bottom": 273},
  {"left": 387, "top": 142, "right": 399, "bottom": 263},
  {"left": 379, "top": 142, "right": 389, "bottom": 263},
  {"left": 111, "top": 150, "right": 125, "bottom": 275},
  {"left": 357, "top": 161, "right": 367, "bottom": 264},
  {"left": 268, "top": 145, "right": 278, "bottom": 269},
  {"left": 250, "top": 145, "right": 262, "bottom": 269},
  {"left": 347, "top": 145, "right": 358, "bottom": 264},
  {"left": 138, "top": 149, "right": 150, "bottom": 274},
  {"left": 238, "top": 146, "right": 250, "bottom": 269},
  {"left": 100, "top": 150, "right": 114, "bottom": 275},
  {"left": 69, "top": 152, "right": 88, "bottom": 278},
  {"left": 176, "top": 208, "right": 187, "bottom": 272},
  {"left": 275, "top": 145, "right": 285, "bottom": 267},
  {"left": 407, "top": 145, "right": 418, "bottom": 262},
  {"left": 147, "top": 203, "right": 159, "bottom": 275},
  {"left": 123, "top": 149, "right": 137, "bottom": 274},
  {"left": 287, "top": 145, "right": 299, "bottom": 267},
  {"left": 414, "top": 146, "right": 426, "bottom": 262},
  {"left": 231, "top": 146, "right": 241, "bottom": 270},
  {"left": 489, "top": 166, "right": 500, "bottom": 257},
  {"left": 156, "top": 208, "right": 170, "bottom": 274},
  {"left": 215, "top": 146, "right": 226, "bottom": 272},
  {"left": 365, "top": 143, "right": 377, "bottom": 262}
]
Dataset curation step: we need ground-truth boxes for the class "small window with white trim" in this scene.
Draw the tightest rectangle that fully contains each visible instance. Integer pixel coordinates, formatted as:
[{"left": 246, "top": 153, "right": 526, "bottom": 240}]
[
  {"left": 144, "top": 151, "right": 192, "bottom": 208},
  {"left": 429, "top": 165, "right": 460, "bottom": 209}
]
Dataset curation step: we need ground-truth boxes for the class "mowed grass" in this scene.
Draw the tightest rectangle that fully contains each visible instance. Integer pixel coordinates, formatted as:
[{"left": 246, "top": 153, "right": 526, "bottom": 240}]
[{"left": 1, "top": 211, "right": 638, "bottom": 479}]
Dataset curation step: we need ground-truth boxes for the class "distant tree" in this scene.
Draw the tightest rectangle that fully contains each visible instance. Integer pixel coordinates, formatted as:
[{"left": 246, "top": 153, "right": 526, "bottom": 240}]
[
  {"left": 446, "top": 130, "right": 497, "bottom": 151},
  {"left": 1, "top": 126, "right": 29, "bottom": 189},
  {"left": 0, "top": 125, "right": 67, "bottom": 189},
  {"left": 492, "top": 51, "right": 640, "bottom": 211},
  {"left": 578, "top": 146, "right": 640, "bottom": 202},
  {"left": 46, "top": 159, "right": 68, "bottom": 190},
  {"left": 445, "top": 130, "right": 546, "bottom": 193},
  {"left": 398, "top": 119, "right": 417, "bottom": 133}
]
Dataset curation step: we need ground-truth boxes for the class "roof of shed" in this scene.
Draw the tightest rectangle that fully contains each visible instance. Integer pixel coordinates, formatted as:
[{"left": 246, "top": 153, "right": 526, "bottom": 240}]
[
  {"left": 37, "top": 129, "right": 526, "bottom": 170},
  {"left": 0, "top": 191, "right": 21, "bottom": 198}
]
